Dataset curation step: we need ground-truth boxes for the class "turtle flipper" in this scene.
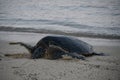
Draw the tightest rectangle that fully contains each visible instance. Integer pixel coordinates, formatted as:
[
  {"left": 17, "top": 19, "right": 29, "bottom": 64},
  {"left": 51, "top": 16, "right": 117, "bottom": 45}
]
[
  {"left": 46, "top": 45, "right": 86, "bottom": 60},
  {"left": 92, "top": 52, "right": 108, "bottom": 56},
  {"left": 9, "top": 42, "right": 33, "bottom": 53},
  {"left": 66, "top": 52, "right": 85, "bottom": 60}
]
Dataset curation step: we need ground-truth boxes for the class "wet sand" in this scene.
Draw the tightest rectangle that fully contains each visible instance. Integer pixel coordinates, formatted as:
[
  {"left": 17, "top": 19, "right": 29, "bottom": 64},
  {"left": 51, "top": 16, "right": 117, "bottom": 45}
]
[{"left": 0, "top": 31, "right": 120, "bottom": 80}]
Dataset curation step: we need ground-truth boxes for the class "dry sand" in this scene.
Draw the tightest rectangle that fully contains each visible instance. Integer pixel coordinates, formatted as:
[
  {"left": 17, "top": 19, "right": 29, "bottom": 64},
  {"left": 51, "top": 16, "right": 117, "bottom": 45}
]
[{"left": 0, "top": 31, "right": 120, "bottom": 80}]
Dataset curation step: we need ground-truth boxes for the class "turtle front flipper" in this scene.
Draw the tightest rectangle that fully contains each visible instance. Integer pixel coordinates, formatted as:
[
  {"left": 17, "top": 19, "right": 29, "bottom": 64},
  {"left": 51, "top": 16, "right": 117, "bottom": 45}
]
[{"left": 46, "top": 45, "right": 86, "bottom": 60}]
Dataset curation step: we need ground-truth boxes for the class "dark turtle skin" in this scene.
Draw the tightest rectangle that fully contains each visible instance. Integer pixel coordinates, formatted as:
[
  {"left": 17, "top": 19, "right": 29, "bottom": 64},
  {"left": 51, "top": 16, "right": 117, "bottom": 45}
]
[{"left": 9, "top": 36, "right": 104, "bottom": 60}]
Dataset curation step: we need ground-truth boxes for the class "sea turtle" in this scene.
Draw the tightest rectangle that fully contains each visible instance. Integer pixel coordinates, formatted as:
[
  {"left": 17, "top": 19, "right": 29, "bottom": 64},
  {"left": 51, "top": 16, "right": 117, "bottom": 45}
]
[{"left": 9, "top": 35, "right": 104, "bottom": 60}]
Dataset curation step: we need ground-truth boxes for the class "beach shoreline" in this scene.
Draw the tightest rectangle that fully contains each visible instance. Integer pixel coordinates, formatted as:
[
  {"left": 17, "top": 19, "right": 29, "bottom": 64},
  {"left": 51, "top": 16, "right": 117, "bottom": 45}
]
[{"left": 0, "top": 26, "right": 120, "bottom": 39}]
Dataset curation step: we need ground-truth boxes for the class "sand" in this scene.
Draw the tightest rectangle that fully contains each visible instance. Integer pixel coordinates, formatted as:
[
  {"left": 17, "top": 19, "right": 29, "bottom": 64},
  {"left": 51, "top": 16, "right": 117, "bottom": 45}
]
[{"left": 0, "top": 31, "right": 120, "bottom": 80}]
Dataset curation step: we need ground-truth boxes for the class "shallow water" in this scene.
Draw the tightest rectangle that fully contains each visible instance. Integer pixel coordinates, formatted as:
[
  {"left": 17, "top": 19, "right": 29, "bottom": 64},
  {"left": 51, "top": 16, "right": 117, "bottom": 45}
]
[{"left": 0, "top": 0, "right": 120, "bottom": 36}]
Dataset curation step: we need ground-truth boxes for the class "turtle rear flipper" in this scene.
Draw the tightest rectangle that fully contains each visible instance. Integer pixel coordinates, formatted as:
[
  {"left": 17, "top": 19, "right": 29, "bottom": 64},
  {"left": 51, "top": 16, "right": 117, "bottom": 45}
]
[
  {"left": 9, "top": 42, "right": 33, "bottom": 53},
  {"left": 66, "top": 52, "right": 85, "bottom": 60},
  {"left": 92, "top": 52, "right": 108, "bottom": 56}
]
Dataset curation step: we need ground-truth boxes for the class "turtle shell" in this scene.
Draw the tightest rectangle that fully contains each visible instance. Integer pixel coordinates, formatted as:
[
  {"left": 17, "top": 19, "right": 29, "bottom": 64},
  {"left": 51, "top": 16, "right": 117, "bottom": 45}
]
[{"left": 36, "top": 36, "right": 94, "bottom": 55}]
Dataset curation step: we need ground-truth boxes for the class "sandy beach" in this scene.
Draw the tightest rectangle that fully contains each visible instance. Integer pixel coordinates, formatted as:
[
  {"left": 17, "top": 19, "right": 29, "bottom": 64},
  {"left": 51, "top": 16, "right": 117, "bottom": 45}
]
[
  {"left": 0, "top": 0, "right": 120, "bottom": 80},
  {"left": 0, "top": 31, "right": 120, "bottom": 80}
]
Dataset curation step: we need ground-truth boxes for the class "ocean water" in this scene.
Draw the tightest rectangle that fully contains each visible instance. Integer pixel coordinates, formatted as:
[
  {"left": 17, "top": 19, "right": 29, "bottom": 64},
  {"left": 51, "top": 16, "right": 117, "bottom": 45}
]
[{"left": 0, "top": 0, "right": 120, "bottom": 37}]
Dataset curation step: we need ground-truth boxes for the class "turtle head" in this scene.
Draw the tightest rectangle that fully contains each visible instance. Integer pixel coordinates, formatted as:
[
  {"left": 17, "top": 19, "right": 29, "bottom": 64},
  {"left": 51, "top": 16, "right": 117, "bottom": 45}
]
[{"left": 31, "top": 47, "right": 44, "bottom": 59}]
